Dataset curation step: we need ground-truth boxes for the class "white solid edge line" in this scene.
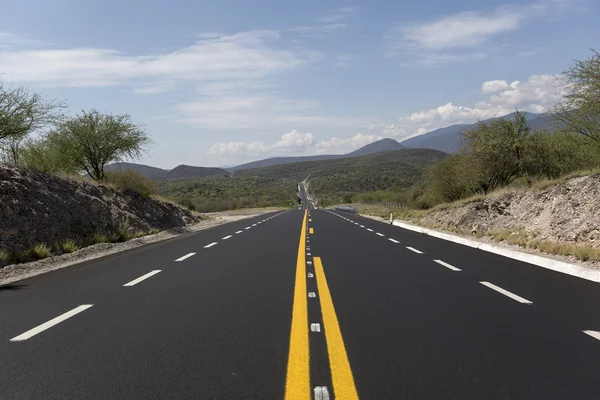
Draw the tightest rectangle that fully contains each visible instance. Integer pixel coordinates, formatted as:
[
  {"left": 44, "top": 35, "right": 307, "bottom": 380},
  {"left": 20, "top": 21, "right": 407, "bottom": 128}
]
[
  {"left": 235, "top": 230, "right": 243, "bottom": 234},
  {"left": 406, "top": 246, "right": 423, "bottom": 254},
  {"left": 204, "top": 242, "right": 218, "bottom": 248},
  {"left": 381, "top": 218, "right": 600, "bottom": 283},
  {"left": 388, "top": 238, "right": 400, "bottom": 244},
  {"left": 367, "top": 228, "right": 374, "bottom": 232},
  {"left": 124, "top": 270, "right": 161, "bottom": 286},
  {"left": 376, "top": 232, "right": 385, "bottom": 237},
  {"left": 480, "top": 281, "right": 532, "bottom": 304},
  {"left": 222, "top": 235, "right": 233, "bottom": 240},
  {"left": 11, "top": 304, "right": 94, "bottom": 341},
  {"left": 433, "top": 259, "right": 461, "bottom": 271},
  {"left": 583, "top": 330, "right": 600, "bottom": 341},
  {"left": 175, "top": 252, "right": 196, "bottom": 262}
]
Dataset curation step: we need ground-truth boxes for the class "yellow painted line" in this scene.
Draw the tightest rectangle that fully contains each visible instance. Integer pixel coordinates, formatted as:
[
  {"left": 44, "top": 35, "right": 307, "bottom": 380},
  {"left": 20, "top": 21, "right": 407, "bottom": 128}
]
[
  {"left": 309, "top": 228, "right": 314, "bottom": 234},
  {"left": 314, "top": 257, "right": 359, "bottom": 399},
  {"left": 285, "top": 210, "right": 310, "bottom": 400}
]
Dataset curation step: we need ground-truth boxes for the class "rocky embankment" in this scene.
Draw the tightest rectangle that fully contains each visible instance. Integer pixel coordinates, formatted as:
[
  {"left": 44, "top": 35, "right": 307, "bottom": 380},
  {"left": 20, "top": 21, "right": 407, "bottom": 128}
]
[
  {"left": 0, "top": 166, "right": 199, "bottom": 263},
  {"left": 409, "top": 174, "right": 600, "bottom": 265}
]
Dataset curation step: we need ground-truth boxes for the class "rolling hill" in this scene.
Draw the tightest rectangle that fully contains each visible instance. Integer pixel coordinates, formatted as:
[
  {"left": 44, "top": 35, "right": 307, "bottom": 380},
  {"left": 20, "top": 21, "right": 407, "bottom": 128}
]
[
  {"left": 227, "top": 138, "right": 405, "bottom": 171},
  {"left": 236, "top": 148, "right": 447, "bottom": 190},
  {"left": 401, "top": 112, "right": 553, "bottom": 153},
  {"left": 105, "top": 163, "right": 229, "bottom": 180},
  {"left": 156, "top": 147, "right": 446, "bottom": 212}
]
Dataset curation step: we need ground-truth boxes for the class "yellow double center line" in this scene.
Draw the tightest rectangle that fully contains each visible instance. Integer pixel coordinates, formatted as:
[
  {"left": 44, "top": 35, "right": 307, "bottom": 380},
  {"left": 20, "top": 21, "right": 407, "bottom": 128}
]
[{"left": 285, "top": 210, "right": 359, "bottom": 399}]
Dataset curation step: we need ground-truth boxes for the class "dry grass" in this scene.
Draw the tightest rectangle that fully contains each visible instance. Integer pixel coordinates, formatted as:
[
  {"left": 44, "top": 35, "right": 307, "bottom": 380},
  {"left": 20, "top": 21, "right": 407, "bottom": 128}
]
[
  {"left": 60, "top": 239, "right": 79, "bottom": 254},
  {"left": 486, "top": 228, "right": 600, "bottom": 262},
  {"left": 30, "top": 244, "right": 51, "bottom": 259}
]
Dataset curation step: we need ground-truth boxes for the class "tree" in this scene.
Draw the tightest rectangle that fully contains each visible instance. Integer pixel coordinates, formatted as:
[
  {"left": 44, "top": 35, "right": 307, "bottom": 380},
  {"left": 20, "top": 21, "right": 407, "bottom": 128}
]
[
  {"left": 425, "top": 154, "right": 482, "bottom": 202},
  {"left": 462, "top": 111, "right": 531, "bottom": 193},
  {"left": 50, "top": 110, "right": 152, "bottom": 180},
  {"left": 0, "top": 79, "right": 65, "bottom": 164},
  {"left": 553, "top": 50, "right": 600, "bottom": 144}
]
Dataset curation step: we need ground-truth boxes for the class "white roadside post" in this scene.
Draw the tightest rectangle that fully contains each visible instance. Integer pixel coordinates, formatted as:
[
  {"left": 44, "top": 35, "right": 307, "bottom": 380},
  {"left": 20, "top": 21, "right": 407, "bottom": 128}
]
[{"left": 390, "top": 212, "right": 393, "bottom": 225}]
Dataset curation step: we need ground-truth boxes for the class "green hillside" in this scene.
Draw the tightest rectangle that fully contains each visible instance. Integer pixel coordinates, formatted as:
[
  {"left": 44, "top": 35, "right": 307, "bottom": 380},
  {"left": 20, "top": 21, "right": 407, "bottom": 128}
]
[
  {"left": 236, "top": 148, "right": 446, "bottom": 190},
  {"left": 156, "top": 176, "right": 298, "bottom": 213},
  {"left": 157, "top": 148, "right": 447, "bottom": 212}
]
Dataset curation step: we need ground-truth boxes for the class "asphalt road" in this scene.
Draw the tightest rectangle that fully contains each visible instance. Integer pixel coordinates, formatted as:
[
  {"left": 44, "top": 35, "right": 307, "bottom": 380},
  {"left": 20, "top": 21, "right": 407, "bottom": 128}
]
[{"left": 1, "top": 185, "right": 600, "bottom": 399}]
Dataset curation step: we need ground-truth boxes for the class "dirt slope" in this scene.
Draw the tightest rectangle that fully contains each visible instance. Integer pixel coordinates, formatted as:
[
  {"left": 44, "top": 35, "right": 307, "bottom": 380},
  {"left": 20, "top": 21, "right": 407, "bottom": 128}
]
[
  {"left": 0, "top": 166, "right": 198, "bottom": 259},
  {"left": 419, "top": 174, "right": 600, "bottom": 247}
]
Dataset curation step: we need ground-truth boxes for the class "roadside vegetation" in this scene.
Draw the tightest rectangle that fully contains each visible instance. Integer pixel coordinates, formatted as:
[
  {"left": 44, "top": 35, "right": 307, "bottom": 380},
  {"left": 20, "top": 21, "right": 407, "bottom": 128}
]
[{"left": 156, "top": 176, "right": 299, "bottom": 213}]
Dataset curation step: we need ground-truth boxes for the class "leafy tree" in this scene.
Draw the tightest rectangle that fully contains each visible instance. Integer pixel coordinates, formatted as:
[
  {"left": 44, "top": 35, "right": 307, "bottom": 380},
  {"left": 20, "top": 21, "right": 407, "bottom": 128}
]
[
  {"left": 0, "top": 79, "right": 66, "bottom": 165},
  {"left": 553, "top": 50, "right": 600, "bottom": 145},
  {"left": 19, "top": 137, "right": 76, "bottom": 174},
  {"left": 425, "top": 153, "right": 482, "bottom": 202},
  {"left": 50, "top": 110, "right": 151, "bottom": 180},
  {"left": 462, "top": 111, "right": 531, "bottom": 193}
]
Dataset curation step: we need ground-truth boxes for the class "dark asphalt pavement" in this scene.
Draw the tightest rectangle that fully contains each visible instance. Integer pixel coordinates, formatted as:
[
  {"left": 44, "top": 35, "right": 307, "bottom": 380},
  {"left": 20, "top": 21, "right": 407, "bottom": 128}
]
[{"left": 1, "top": 185, "right": 599, "bottom": 399}]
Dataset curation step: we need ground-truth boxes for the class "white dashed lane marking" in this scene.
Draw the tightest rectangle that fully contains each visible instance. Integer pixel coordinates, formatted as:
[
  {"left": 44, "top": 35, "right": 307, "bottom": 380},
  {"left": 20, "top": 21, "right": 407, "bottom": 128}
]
[
  {"left": 434, "top": 259, "right": 461, "bottom": 271},
  {"left": 406, "top": 246, "right": 423, "bottom": 254},
  {"left": 245, "top": 227, "right": 251, "bottom": 230},
  {"left": 367, "top": 228, "right": 374, "bottom": 232},
  {"left": 204, "top": 242, "right": 218, "bottom": 248},
  {"left": 123, "top": 270, "right": 161, "bottom": 287},
  {"left": 222, "top": 235, "right": 232, "bottom": 240},
  {"left": 376, "top": 232, "right": 385, "bottom": 237},
  {"left": 175, "top": 253, "right": 195, "bottom": 262},
  {"left": 479, "top": 281, "right": 532, "bottom": 304},
  {"left": 10, "top": 305, "right": 94, "bottom": 342},
  {"left": 359, "top": 225, "right": 365, "bottom": 228},
  {"left": 583, "top": 330, "right": 600, "bottom": 341},
  {"left": 235, "top": 230, "right": 243, "bottom": 234},
  {"left": 388, "top": 238, "right": 400, "bottom": 243}
]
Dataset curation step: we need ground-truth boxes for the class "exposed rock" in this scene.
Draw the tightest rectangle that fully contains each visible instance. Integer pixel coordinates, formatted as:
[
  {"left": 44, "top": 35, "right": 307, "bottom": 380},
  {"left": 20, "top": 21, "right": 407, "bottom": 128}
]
[
  {"left": 419, "top": 174, "right": 600, "bottom": 247},
  {"left": 0, "top": 166, "right": 199, "bottom": 258}
]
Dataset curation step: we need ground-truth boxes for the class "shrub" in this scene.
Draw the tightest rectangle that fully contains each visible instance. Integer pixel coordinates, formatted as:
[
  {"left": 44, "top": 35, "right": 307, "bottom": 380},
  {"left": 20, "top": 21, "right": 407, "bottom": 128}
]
[
  {"left": 30, "top": 244, "right": 51, "bottom": 259},
  {"left": 102, "top": 170, "right": 156, "bottom": 197},
  {"left": 61, "top": 240, "right": 79, "bottom": 253}
]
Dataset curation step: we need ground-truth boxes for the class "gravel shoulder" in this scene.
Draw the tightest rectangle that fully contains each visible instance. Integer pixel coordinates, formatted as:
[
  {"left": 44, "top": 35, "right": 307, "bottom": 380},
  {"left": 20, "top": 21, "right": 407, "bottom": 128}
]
[{"left": 0, "top": 208, "right": 280, "bottom": 285}]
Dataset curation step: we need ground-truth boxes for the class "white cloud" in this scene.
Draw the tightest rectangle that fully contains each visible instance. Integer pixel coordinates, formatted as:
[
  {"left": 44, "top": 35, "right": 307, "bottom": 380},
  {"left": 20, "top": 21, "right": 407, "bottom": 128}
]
[
  {"left": 207, "top": 131, "right": 384, "bottom": 164},
  {"left": 481, "top": 80, "right": 510, "bottom": 93},
  {"left": 315, "top": 133, "right": 383, "bottom": 154},
  {"left": 208, "top": 130, "right": 315, "bottom": 158},
  {"left": 387, "top": 0, "right": 585, "bottom": 66},
  {"left": 384, "top": 73, "right": 562, "bottom": 140},
  {"left": 319, "top": 7, "right": 357, "bottom": 23},
  {"left": 399, "top": 10, "right": 522, "bottom": 51},
  {"left": 0, "top": 31, "right": 317, "bottom": 88}
]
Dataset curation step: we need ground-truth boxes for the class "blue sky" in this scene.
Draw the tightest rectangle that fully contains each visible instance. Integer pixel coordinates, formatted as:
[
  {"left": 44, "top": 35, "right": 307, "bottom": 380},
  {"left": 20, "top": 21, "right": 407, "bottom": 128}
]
[{"left": 0, "top": 0, "right": 597, "bottom": 168}]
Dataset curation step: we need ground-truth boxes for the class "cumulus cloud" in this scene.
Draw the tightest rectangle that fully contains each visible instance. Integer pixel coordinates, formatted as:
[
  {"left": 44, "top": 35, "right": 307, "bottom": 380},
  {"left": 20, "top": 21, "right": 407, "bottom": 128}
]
[
  {"left": 208, "top": 130, "right": 315, "bottom": 158},
  {"left": 481, "top": 80, "right": 510, "bottom": 93},
  {"left": 207, "top": 131, "right": 383, "bottom": 163},
  {"left": 315, "top": 133, "right": 384, "bottom": 154},
  {"left": 385, "top": 73, "right": 562, "bottom": 140}
]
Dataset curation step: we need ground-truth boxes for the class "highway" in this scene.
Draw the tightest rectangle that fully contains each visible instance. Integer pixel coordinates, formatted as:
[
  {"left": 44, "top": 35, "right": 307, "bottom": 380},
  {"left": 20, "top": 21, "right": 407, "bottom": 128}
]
[{"left": 1, "top": 184, "right": 600, "bottom": 399}]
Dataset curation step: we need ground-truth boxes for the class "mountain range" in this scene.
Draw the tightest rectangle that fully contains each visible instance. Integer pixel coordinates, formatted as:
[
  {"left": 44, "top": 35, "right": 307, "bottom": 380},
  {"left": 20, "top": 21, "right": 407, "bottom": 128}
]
[{"left": 108, "top": 112, "right": 553, "bottom": 179}]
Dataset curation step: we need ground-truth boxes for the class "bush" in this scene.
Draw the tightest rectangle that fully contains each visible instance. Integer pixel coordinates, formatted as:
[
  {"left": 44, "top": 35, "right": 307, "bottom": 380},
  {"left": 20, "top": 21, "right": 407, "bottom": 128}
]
[
  {"left": 103, "top": 170, "right": 156, "bottom": 197},
  {"left": 61, "top": 239, "right": 79, "bottom": 253},
  {"left": 30, "top": 244, "right": 51, "bottom": 259}
]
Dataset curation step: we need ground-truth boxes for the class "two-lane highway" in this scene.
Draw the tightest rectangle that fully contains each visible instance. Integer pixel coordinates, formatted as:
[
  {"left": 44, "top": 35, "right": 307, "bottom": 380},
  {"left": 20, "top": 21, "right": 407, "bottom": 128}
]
[{"left": 1, "top": 195, "right": 600, "bottom": 399}]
